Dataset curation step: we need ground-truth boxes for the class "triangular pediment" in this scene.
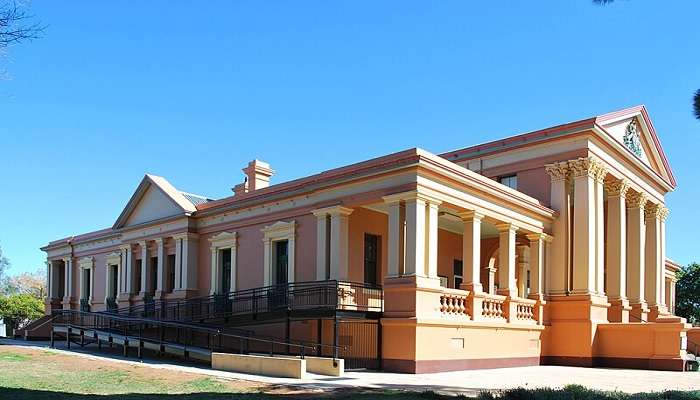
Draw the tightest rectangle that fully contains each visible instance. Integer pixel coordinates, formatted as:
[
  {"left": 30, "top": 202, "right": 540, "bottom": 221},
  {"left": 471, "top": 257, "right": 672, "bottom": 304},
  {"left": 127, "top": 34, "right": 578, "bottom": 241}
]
[
  {"left": 113, "top": 174, "right": 198, "bottom": 229},
  {"left": 597, "top": 106, "right": 676, "bottom": 187}
]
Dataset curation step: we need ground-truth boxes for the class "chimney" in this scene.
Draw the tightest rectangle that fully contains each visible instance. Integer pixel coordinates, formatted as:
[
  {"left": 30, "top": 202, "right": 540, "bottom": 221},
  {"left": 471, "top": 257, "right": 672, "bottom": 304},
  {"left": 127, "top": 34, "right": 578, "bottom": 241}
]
[{"left": 243, "top": 160, "right": 274, "bottom": 191}]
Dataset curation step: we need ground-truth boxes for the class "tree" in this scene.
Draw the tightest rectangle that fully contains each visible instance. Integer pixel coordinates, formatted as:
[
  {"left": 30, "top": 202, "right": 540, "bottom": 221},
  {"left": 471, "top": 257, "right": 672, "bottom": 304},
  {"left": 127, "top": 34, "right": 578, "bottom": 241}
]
[
  {"left": 4, "top": 268, "right": 46, "bottom": 298},
  {"left": 0, "top": 244, "right": 9, "bottom": 292},
  {"left": 0, "top": 293, "right": 43, "bottom": 331},
  {"left": 675, "top": 263, "right": 700, "bottom": 324},
  {"left": 592, "top": 0, "right": 700, "bottom": 122},
  {"left": 0, "top": 1, "right": 43, "bottom": 49}
]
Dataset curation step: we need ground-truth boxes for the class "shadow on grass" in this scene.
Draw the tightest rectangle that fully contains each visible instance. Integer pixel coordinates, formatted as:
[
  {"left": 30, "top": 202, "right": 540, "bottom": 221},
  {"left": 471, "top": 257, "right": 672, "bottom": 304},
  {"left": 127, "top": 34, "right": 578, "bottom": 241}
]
[
  {"left": 0, "top": 387, "right": 465, "bottom": 400},
  {"left": 1, "top": 386, "right": 700, "bottom": 400}
]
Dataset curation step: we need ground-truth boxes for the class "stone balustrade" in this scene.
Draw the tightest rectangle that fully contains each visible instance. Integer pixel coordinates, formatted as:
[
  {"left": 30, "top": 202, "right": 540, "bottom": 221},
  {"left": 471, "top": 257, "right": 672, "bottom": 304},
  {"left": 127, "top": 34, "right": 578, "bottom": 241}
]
[
  {"left": 512, "top": 297, "right": 537, "bottom": 323},
  {"left": 480, "top": 293, "right": 508, "bottom": 321},
  {"left": 439, "top": 289, "right": 471, "bottom": 318}
]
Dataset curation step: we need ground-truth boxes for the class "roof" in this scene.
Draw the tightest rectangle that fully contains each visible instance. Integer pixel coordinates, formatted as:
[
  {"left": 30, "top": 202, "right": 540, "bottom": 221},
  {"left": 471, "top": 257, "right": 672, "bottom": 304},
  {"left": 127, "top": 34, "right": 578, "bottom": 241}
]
[
  {"left": 440, "top": 105, "right": 676, "bottom": 189},
  {"left": 180, "top": 192, "right": 214, "bottom": 206}
]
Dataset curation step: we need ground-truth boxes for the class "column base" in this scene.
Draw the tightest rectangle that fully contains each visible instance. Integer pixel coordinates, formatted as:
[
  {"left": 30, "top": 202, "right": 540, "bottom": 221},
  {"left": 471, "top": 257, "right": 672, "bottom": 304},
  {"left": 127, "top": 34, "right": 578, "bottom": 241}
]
[
  {"left": 647, "top": 304, "right": 669, "bottom": 322},
  {"left": 608, "top": 298, "right": 632, "bottom": 323},
  {"left": 629, "top": 301, "right": 649, "bottom": 323},
  {"left": 62, "top": 297, "right": 73, "bottom": 310}
]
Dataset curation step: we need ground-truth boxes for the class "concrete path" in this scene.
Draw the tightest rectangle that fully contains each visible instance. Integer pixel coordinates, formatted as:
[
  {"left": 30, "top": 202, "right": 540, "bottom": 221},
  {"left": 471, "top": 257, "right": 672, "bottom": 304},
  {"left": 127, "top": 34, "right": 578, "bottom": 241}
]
[{"left": 2, "top": 339, "right": 698, "bottom": 396}]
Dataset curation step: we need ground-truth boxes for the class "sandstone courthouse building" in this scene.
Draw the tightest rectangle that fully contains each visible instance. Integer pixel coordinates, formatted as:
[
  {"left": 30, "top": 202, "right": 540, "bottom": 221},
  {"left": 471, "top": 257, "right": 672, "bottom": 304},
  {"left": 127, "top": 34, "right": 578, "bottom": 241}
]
[{"left": 41, "top": 105, "right": 693, "bottom": 372}]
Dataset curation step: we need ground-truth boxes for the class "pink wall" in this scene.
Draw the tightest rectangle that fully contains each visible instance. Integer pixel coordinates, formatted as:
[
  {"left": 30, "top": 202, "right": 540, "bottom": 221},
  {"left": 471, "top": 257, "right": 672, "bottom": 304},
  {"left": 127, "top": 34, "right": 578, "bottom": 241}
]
[{"left": 348, "top": 207, "right": 389, "bottom": 284}]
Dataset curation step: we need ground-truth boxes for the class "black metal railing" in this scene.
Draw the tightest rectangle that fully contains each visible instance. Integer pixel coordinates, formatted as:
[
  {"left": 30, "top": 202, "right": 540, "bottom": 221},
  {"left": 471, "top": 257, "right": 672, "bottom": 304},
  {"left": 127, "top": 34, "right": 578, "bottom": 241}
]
[
  {"left": 51, "top": 309, "right": 343, "bottom": 360},
  {"left": 108, "top": 280, "right": 383, "bottom": 323},
  {"left": 106, "top": 298, "right": 118, "bottom": 312},
  {"left": 79, "top": 299, "right": 90, "bottom": 312}
]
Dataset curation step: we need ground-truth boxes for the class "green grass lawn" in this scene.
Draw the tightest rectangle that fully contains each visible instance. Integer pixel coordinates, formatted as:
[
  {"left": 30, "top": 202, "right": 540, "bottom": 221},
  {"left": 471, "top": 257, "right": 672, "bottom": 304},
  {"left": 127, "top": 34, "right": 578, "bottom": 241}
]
[{"left": 0, "top": 346, "right": 698, "bottom": 400}]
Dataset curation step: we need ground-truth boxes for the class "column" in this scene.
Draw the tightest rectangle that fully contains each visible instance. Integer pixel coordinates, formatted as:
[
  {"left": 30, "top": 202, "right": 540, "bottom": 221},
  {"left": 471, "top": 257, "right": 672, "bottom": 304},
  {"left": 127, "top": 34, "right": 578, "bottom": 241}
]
[
  {"left": 496, "top": 223, "right": 518, "bottom": 298},
  {"left": 605, "top": 179, "right": 630, "bottom": 322},
  {"left": 460, "top": 211, "right": 483, "bottom": 292},
  {"left": 404, "top": 197, "right": 426, "bottom": 276},
  {"left": 386, "top": 200, "right": 405, "bottom": 278},
  {"left": 626, "top": 191, "right": 648, "bottom": 321},
  {"left": 659, "top": 207, "right": 669, "bottom": 312},
  {"left": 48, "top": 261, "right": 55, "bottom": 299},
  {"left": 527, "top": 233, "right": 546, "bottom": 324},
  {"left": 516, "top": 245, "right": 528, "bottom": 297},
  {"left": 568, "top": 157, "right": 598, "bottom": 295},
  {"left": 155, "top": 238, "right": 166, "bottom": 297},
  {"left": 329, "top": 207, "right": 353, "bottom": 281},
  {"left": 139, "top": 241, "right": 148, "bottom": 295},
  {"left": 314, "top": 211, "right": 330, "bottom": 280},
  {"left": 179, "top": 233, "right": 199, "bottom": 292},
  {"left": 230, "top": 239, "right": 238, "bottom": 292},
  {"left": 425, "top": 201, "right": 439, "bottom": 279},
  {"left": 544, "top": 162, "right": 570, "bottom": 295},
  {"left": 63, "top": 257, "right": 73, "bottom": 305},
  {"left": 122, "top": 245, "right": 133, "bottom": 294},
  {"left": 210, "top": 246, "right": 219, "bottom": 294},
  {"left": 644, "top": 203, "right": 664, "bottom": 319},
  {"left": 594, "top": 164, "right": 607, "bottom": 295},
  {"left": 526, "top": 233, "right": 545, "bottom": 297},
  {"left": 174, "top": 238, "right": 183, "bottom": 290}
]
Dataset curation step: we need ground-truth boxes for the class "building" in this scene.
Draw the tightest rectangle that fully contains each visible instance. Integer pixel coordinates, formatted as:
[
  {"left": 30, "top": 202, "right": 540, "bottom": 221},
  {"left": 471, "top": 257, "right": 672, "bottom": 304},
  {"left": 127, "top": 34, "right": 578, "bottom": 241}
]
[{"left": 42, "top": 105, "right": 692, "bottom": 372}]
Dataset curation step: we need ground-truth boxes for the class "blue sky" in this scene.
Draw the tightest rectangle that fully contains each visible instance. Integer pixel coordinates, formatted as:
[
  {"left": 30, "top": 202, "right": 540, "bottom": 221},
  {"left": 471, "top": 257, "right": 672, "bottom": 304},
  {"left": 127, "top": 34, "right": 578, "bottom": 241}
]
[{"left": 2, "top": 1, "right": 699, "bottom": 275}]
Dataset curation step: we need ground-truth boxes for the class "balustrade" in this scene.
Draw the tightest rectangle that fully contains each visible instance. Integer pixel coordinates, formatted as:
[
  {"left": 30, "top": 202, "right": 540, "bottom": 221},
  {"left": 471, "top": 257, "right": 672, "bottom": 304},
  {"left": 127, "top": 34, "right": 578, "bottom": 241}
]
[{"left": 439, "top": 289, "right": 470, "bottom": 317}]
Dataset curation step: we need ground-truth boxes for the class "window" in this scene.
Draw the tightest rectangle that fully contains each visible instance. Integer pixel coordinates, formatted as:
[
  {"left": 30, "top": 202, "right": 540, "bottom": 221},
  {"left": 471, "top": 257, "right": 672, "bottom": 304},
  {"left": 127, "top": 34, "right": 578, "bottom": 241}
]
[
  {"left": 109, "top": 265, "right": 118, "bottom": 299},
  {"left": 453, "top": 259, "right": 463, "bottom": 289},
  {"left": 364, "top": 234, "right": 379, "bottom": 285},
  {"left": 499, "top": 174, "right": 518, "bottom": 190}
]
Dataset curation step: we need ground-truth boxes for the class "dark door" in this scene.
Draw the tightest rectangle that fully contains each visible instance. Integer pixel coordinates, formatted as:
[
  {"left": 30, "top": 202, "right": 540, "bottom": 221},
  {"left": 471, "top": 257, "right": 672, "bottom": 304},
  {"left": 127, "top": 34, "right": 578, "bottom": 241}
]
[
  {"left": 221, "top": 248, "right": 232, "bottom": 294},
  {"left": 364, "top": 234, "right": 379, "bottom": 285},
  {"left": 275, "top": 240, "right": 289, "bottom": 285},
  {"left": 150, "top": 257, "right": 158, "bottom": 294},
  {"left": 110, "top": 266, "right": 118, "bottom": 298}
]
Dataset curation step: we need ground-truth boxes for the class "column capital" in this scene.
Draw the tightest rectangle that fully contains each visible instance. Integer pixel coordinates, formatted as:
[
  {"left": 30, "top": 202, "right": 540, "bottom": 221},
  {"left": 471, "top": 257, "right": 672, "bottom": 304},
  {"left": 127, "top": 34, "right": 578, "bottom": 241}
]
[
  {"left": 61, "top": 256, "right": 72, "bottom": 263},
  {"left": 495, "top": 222, "right": 518, "bottom": 233},
  {"left": 172, "top": 232, "right": 199, "bottom": 241},
  {"left": 626, "top": 191, "right": 648, "bottom": 209},
  {"left": 154, "top": 237, "right": 164, "bottom": 245},
  {"left": 567, "top": 157, "right": 605, "bottom": 179},
  {"left": 382, "top": 190, "right": 442, "bottom": 206},
  {"left": 137, "top": 240, "right": 148, "bottom": 247},
  {"left": 525, "top": 232, "right": 548, "bottom": 242},
  {"left": 544, "top": 161, "right": 569, "bottom": 181},
  {"left": 644, "top": 202, "right": 667, "bottom": 221},
  {"left": 312, "top": 205, "right": 354, "bottom": 217},
  {"left": 605, "top": 179, "right": 631, "bottom": 198},
  {"left": 458, "top": 210, "right": 485, "bottom": 221}
]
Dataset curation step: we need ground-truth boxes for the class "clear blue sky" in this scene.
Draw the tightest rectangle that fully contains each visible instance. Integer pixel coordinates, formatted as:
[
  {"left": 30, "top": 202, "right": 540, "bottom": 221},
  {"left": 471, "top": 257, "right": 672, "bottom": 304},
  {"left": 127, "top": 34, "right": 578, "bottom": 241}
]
[{"left": 2, "top": 1, "right": 699, "bottom": 275}]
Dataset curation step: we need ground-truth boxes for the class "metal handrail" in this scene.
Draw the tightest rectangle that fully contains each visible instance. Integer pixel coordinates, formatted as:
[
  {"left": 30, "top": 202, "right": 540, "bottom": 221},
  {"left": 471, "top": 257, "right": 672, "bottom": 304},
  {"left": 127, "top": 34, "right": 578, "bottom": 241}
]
[
  {"left": 52, "top": 309, "right": 344, "bottom": 359},
  {"left": 108, "top": 280, "right": 383, "bottom": 321}
]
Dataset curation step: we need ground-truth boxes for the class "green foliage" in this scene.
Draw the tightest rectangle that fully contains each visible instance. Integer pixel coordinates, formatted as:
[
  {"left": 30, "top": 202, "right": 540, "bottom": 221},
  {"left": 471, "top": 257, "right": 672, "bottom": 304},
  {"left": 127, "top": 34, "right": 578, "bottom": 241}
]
[
  {"left": 0, "top": 293, "right": 44, "bottom": 330},
  {"left": 694, "top": 89, "right": 700, "bottom": 121},
  {"left": 476, "top": 385, "right": 700, "bottom": 400},
  {"left": 676, "top": 263, "right": 700, "bottom": 325}
]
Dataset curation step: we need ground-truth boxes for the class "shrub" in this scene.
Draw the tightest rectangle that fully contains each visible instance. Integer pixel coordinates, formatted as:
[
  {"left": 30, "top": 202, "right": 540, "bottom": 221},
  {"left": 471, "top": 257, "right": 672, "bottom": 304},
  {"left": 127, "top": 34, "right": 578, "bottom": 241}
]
[{"left": 0, "top": 293, "right": 44, "bottom": 330}]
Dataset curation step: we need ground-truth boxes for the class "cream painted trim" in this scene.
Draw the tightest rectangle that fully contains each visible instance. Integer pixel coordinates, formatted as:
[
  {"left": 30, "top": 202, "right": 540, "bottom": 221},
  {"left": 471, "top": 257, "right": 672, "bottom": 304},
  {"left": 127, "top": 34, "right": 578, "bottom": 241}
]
[
  {"left": 261, "top": 221, "right": 296, "bottom": 286},
  {"left": 209, "top": 231, "right": 238, "bottom": 294}
]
